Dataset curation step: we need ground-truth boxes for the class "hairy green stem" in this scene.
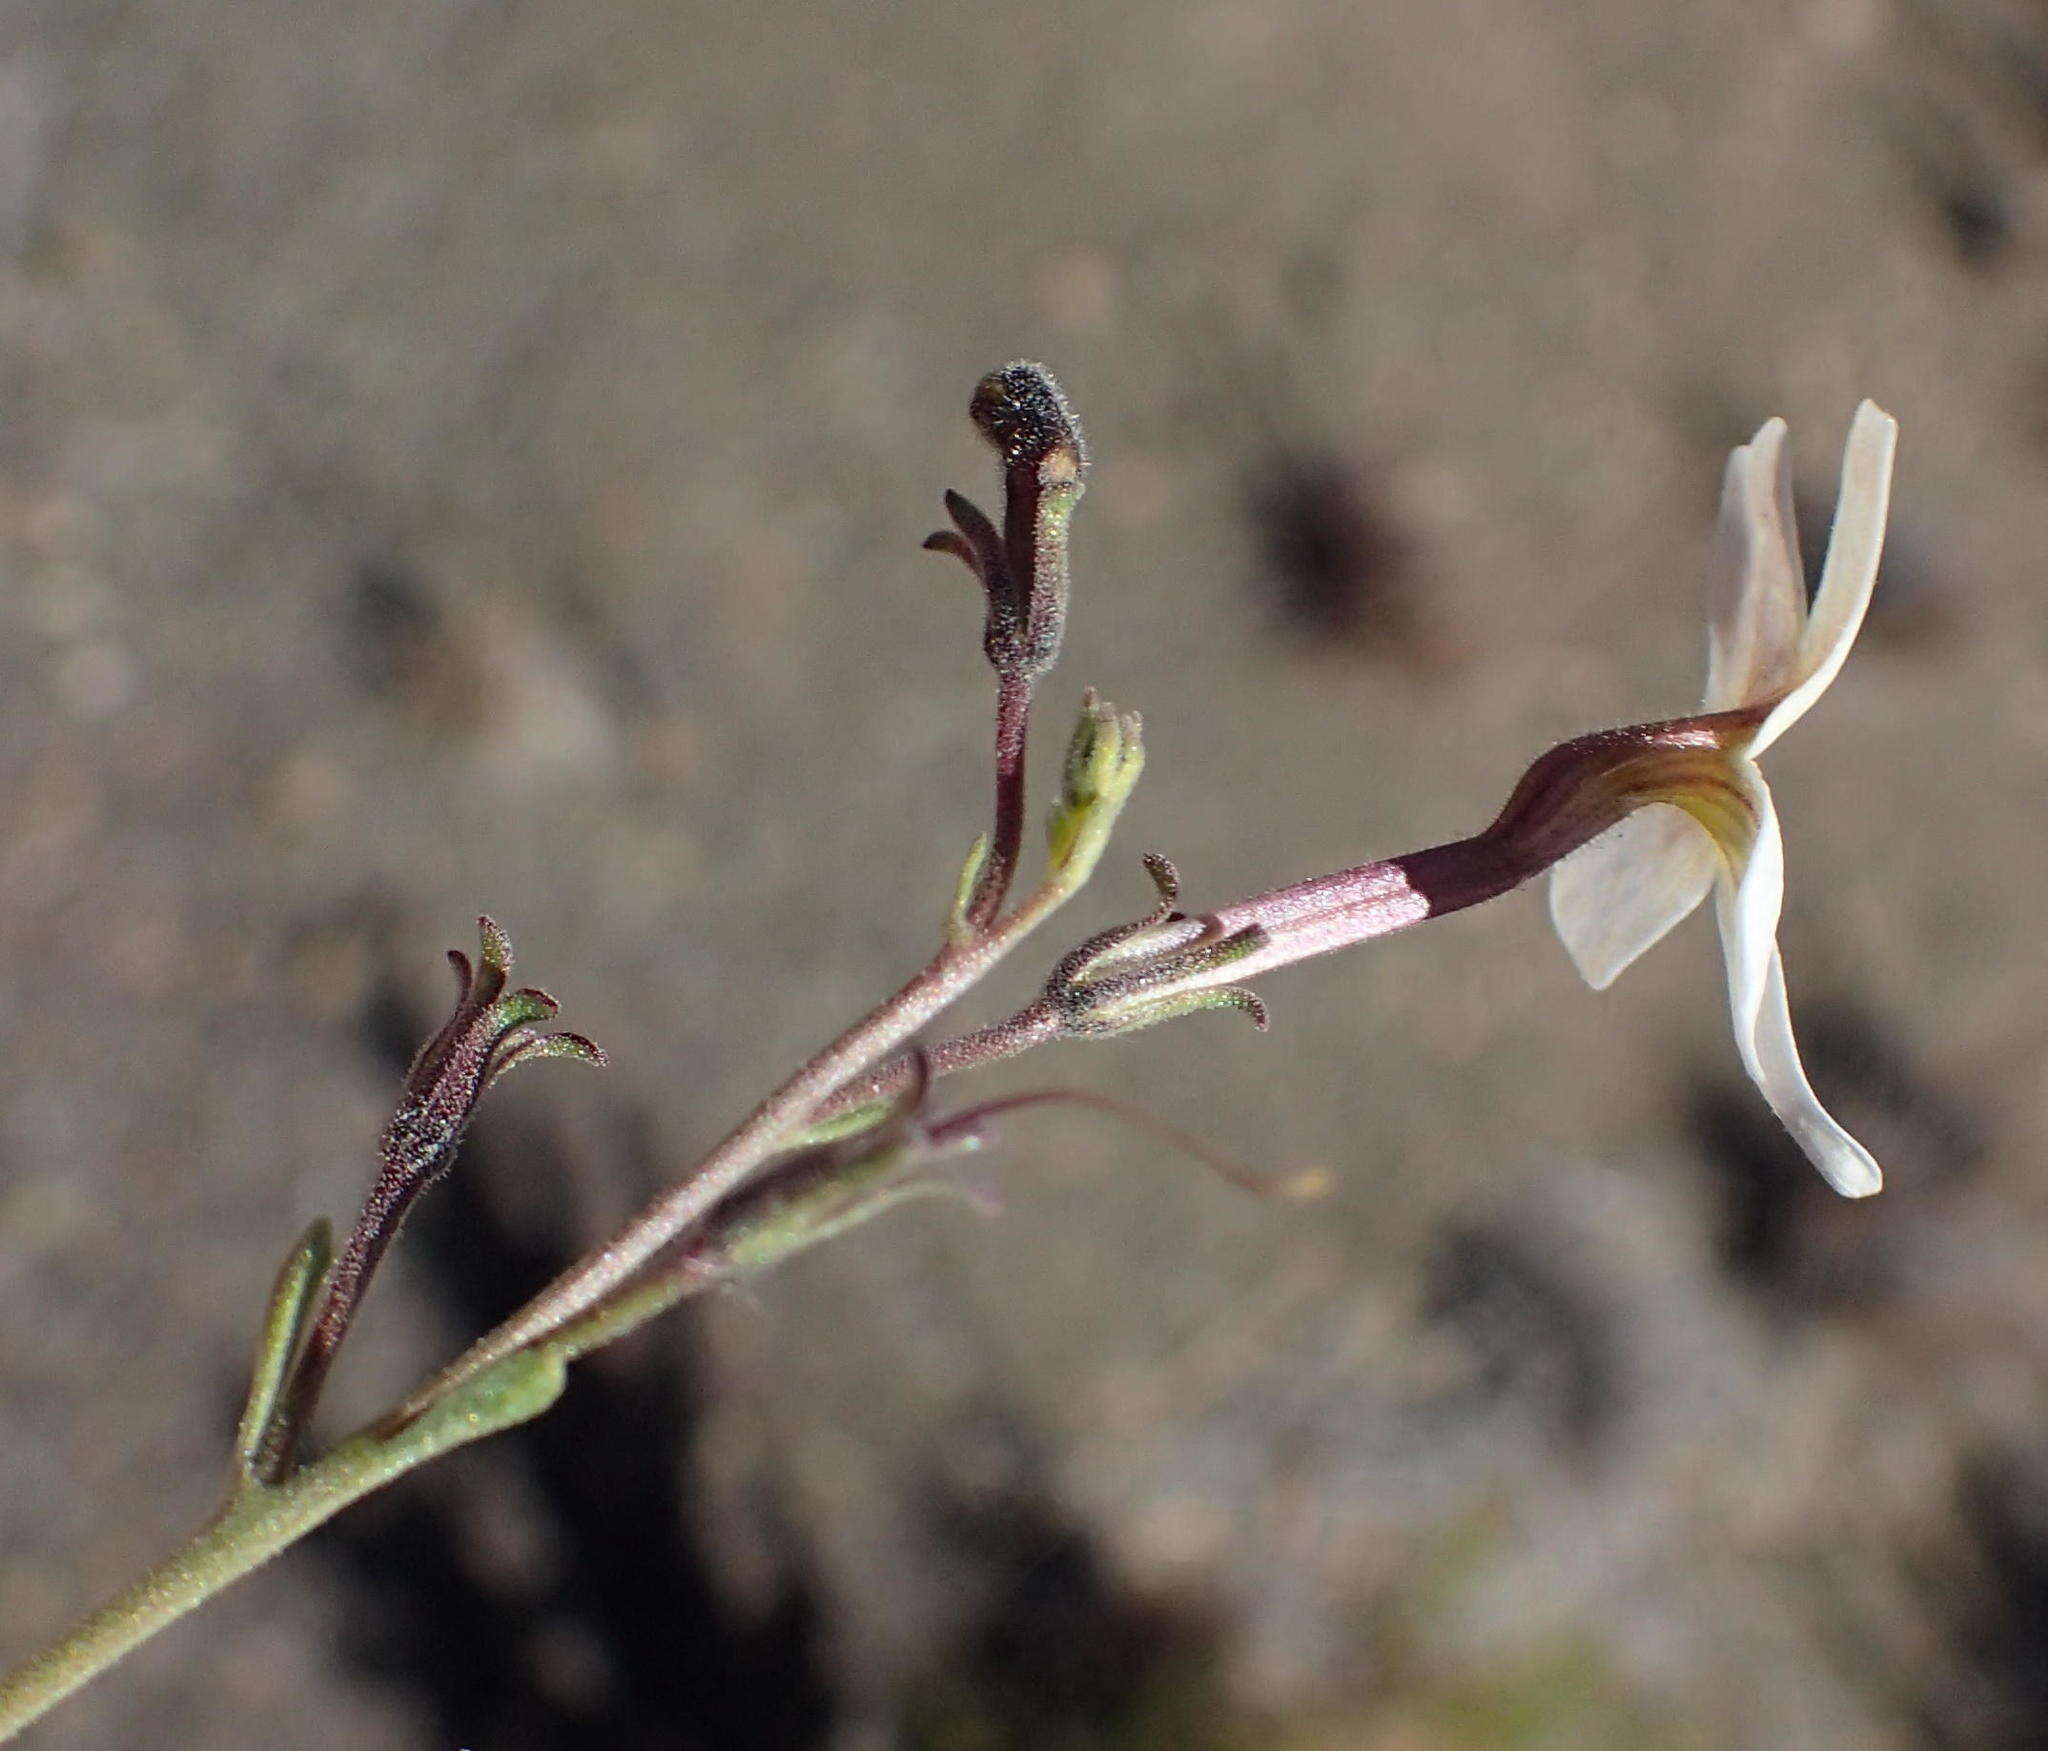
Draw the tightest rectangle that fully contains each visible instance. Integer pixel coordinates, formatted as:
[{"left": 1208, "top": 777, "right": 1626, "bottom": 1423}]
[
  {"left": 0, "top": 766, "right": 1121, "bottom": 1732},
  {"left": 0, "top": 1348, "right": 567, "bottom": 1743}
]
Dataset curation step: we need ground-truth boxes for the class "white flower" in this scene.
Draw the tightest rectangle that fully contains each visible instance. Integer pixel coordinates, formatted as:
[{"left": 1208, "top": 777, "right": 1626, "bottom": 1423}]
[{"left": 1549, "top": 402, "right": 1898, "bottom": 1196}]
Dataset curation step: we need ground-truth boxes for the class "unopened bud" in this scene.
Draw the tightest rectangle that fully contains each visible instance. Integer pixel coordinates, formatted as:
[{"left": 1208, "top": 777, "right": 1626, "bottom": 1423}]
[
  {"left": 1045, "top": 689, "right": 1144, "bottom": 890},
  {"left": 969, "top": 362, "right": 1088, "bottom": 479},
  {"left": 929, "top": 362, "right": 1088, "bottom": 683}
]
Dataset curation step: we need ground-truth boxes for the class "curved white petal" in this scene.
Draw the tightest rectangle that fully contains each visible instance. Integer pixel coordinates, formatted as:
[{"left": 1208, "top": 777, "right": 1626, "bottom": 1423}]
[
  {"left": 1712, "top": 767, "right": 1883, "bottom": 1196},
  {"left": 1751, "top": 400, "right": 1897, "bottom": 756},
  {"left": 1549, "top": 804, "right": 1719, "bottom": 989},
  {"left": 1703, "top": 417, "right": 1805, "bottom": 713}
]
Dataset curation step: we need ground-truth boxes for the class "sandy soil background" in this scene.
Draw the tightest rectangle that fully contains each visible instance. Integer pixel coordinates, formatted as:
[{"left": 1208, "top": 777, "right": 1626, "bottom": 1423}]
[{"left": 6, "top": 1, "right": 2048, "bottom": 1745}]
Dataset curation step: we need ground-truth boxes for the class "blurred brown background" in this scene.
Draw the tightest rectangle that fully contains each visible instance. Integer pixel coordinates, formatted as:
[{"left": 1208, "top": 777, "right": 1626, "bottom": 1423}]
[{"left": 5, "top": 1, "right": 2048, "bottom": 1745}]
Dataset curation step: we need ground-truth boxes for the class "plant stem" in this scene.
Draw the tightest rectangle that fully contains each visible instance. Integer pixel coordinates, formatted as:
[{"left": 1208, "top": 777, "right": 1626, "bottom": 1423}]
[
  {"left": 812, "top": 999, "right": 1062, "bottom": 1123},
  {"left": 0, "top": 735, "right": 1113, "bottom": 1732},
  {"left": 0, "top": 1347, "right": 567, "bottom": 1744},
  {"left": 388, "top": 876, "right": 1079, "bottom": 1426}
]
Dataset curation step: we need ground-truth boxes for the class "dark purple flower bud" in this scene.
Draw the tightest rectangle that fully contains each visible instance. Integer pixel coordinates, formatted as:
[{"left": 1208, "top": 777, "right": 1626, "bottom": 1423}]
[
  {"left": 926, "top": 361, "right": 1087, "bottom": 684},
  {"left": 255, "top": 918, "right": 602, "bottom": 1479}
]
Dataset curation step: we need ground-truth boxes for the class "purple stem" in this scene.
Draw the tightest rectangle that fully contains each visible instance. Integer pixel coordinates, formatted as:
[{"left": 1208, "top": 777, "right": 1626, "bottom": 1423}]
[{"left": 967, "top": 671, "right": 1035, "bottom": 930}]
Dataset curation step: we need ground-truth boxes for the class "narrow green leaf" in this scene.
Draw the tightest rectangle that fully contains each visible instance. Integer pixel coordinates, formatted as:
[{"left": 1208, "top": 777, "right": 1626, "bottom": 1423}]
[
  {"left": 231, "top": 1219, "right": 333, "bottom": 1484},
  {"left": 947, "top": 833, "right": 991, "bottom": 945}
]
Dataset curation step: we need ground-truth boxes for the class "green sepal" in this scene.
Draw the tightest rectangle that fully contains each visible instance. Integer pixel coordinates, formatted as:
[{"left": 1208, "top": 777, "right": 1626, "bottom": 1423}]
[
  {"left": 231, "top": 1218, "right": 333, "bottom": 1485},
  {"left": 504, "top": 1031, "right": 607, "bottom": 1069},
  {"left": 476, "top": 916, "right": 515, "bottom": 974},
  {"left": 1077, "top": 984, "right": 1270, "bottom": 1040},
  {"left": 489, "top": 988, "right": 560, "bottom": 1030}
]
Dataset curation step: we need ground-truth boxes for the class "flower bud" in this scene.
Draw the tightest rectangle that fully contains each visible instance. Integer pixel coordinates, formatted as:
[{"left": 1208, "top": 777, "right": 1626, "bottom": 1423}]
[
  {"left": 1044, "top": 689, "right": 1145, "bottom": 891},
  {"left": 928, "top": 362, "right": 1088, "bottom": 684}
]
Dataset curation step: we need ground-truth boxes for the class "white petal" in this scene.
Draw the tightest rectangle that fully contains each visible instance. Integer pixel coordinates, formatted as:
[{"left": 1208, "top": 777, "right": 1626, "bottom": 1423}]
[
  {"left": 1751, "top": 400, "right": 1897, "bottom": 757},
  {"left": 1703, "top": 417, "right": 1806, "bottom": 713},
  {"left": 1548, "top": 804, "right": 1719, "bottom": 989},
  {"left": 1712, "top": 767, "right": 1883, "bottom": 1196}
]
